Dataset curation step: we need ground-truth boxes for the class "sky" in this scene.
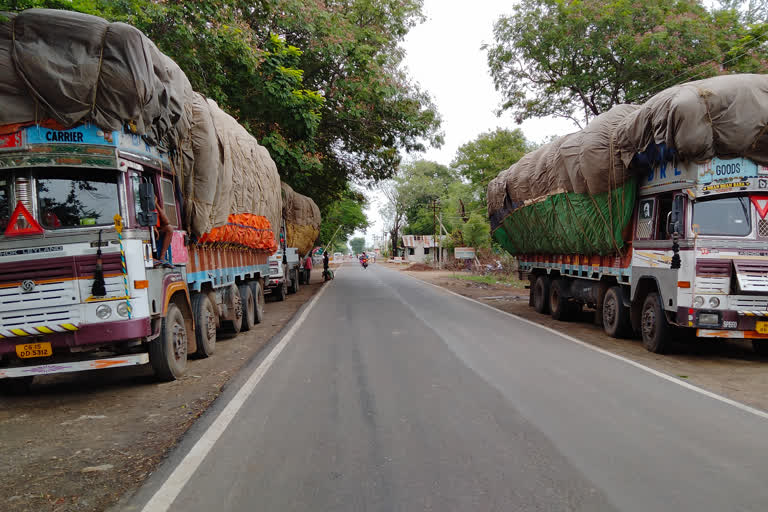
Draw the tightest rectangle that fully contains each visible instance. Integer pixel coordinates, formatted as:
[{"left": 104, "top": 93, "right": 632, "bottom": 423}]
[{"left": 354, "top": 0, "right": 577, "bottom": 248}]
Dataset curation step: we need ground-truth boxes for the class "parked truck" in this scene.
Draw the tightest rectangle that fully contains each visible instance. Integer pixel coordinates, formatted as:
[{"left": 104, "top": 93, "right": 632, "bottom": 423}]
[
  {"left": 266, "top": 183, "right": 321, "bottom": 300},
  {"left": 0, "top": 10, "right": 283, "bottom": 389},
  {"left": 488, "top": 74, "right": 768, "bottom": 355}
]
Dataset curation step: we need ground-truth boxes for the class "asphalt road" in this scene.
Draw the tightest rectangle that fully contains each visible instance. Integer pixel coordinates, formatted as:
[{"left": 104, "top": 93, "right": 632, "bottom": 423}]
[{"left": 130, "top": 263, "right": 768, "bottom": 512}]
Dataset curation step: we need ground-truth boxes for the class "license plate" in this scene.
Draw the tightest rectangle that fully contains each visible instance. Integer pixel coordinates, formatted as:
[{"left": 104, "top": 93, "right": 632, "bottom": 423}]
[
  {"left": 757, "top": 321, "right": 768, "bottom": 334},
  {"left": 15, "top": 342, "right": 52, "bottom": 359}
]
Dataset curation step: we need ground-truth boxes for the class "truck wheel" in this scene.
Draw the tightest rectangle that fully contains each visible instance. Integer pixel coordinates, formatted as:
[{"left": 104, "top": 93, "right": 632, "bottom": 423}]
[
  {"left": 549, "top": 280, "right": 571, "bottom": 321},
  {"left": 752, "top": 340, "right": 768, "bottom": 356},
  {"left": 239, "top": 283, "right": 255, "bottom": 332},
  {"left": 274, "top": 278, "right": 287, "bottom": 302},
  {"left": 223, "top": 286, "right": 243, "bottom": 334},
  {"left": 289, "top": 269, "right": 300, "bottom": 294},
  {"left": 0, "top": 376, "right": 34, "bottom": 394},
  {"left": 191, "top": 293, "right": 216, "bottom": 358},
  {"left": 250, "top": 281, "right": 265, "bottom": 324},
  {"left": 532, "top": 275, "right": 550, "bottom": 314},
  {"left": 150, "top": 303, "right": 188, "bottom": 381},
  {"left": 602, "top": 286, "right": 630, "bottom": 338},
  {"left": 641, "top": 292, "right": 674, "bottom": 354}
]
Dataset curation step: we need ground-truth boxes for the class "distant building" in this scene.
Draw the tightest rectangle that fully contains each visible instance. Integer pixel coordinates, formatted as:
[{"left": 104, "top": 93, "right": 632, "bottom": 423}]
[{"left": 401, "top": 235, "right": 448, "bottom": 263}]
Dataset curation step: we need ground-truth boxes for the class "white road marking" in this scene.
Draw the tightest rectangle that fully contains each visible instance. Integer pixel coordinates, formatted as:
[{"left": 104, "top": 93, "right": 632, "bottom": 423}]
[
  {"left": 402, "top": 271, "right": 768, "bottom": 421},
  {"left": 140, "top": 276, "right": 336, "bottom": 512}
]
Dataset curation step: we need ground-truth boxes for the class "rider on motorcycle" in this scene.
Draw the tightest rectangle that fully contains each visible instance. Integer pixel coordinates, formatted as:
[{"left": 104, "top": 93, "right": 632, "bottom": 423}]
[{"left": 359, "top": 251, "right": 369, "bottom": 269}]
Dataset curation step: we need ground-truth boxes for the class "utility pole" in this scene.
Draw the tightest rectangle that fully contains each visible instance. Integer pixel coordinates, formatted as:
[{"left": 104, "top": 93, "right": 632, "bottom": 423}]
[
  {"left": 429, "top": 199, "right": 440, "bottom": 267},
  {"left": 438, "top": 210, "right": 443, "bottom": 269}
]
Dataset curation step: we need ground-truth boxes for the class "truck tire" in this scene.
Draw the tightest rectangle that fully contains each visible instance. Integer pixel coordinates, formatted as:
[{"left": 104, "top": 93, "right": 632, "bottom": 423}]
[
  {"left": 532, "top": 275, "right": 550, "bottom": 314},
  {"left": 239, "top": 283, "right": 255, "bottom": 332},
  {"left": 191, "top": 293, "right": 216, "bottom": 358},
  {"left": 223, "top": 285, "right": 243, "bottom": 334},
  {"left": 602, "top": 286, "right": 631, "bottom": 338},
  {"left": 274, "top": 278, "right": 287, "bottom": 302},
  {"left": 289, "top": 269, "right": 300, "bottom": 294},
  {"left": 0, "top": 376, "right": 34, "bottom": 394},
  {"left": 150, "top": 303, "right": 188, "bottom": 381},
  {"left": 641, "top": 292, "right": 674, "bottom": 354},
  {"left": 752, "top": 340, "right": 768, "bottom": 356},
  {"left": 250, "top": 281, "right": 264, "bottom": 324},
  {"left": 549, "top": 280, "right": 571, "bottom": 321}
]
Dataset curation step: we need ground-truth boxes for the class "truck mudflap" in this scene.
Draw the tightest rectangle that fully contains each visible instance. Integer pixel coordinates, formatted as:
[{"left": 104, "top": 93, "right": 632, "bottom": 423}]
[{"left": 0, "top": 354, "right": 149, "bottom": 379}]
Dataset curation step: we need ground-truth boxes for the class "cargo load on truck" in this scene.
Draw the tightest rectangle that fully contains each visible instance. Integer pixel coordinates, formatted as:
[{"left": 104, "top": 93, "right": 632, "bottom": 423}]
[
  {"left": 488, "top": 74, "right": 768, "bottom": 256},
  {"left": 0, "top": 9, "right": 192, "bottom": 147},
  {"left": 0, "top": 9, "right": 283, "bottom": 246},
  {"left": 280, "top": 182, "right": 321, "bottom": 256}
]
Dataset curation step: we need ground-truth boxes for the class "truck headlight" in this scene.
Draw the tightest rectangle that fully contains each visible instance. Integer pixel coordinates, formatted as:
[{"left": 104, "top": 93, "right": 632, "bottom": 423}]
[
  {"left": 96, "top": 304, "right": 112, "bottom": 320},
  {"left": 709, "top": 297, "right": 720, "bottom": 308},
  {"left": 698, "top": 313, "right": 720, "bottom": 326},
  {"left": 693, "top": 296, "right": 704, "bottom": 308},
  {"left": 117, "top": 302, "right": 130, "bottom": 318}
]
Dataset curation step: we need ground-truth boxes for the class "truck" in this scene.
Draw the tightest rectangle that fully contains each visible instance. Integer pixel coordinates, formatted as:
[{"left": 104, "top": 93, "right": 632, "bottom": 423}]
[
  {"left": 265, "top": 182, "right": 320, "bottom": 300},
  {"left": 488, "top": 74, "right": 768, "bottom": 355},
  {"left": 0, "top": 9, "right": 289, "bottom": 390},
  {"left": 0, "top": 123, "right": 275, "bottom": 389},
  {"left": 265, "top": 220, "right": 302, "bottom": 301}
]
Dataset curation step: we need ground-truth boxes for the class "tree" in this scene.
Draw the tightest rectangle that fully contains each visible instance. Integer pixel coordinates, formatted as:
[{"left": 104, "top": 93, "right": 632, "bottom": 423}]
[
  {"left": 451, "top": 128, "right": 531, "bottom": 194},
  {"left": 486, "top": 0, "right": 768, "bottom": 127},
  {"left": 380, "top": 180, "right": 406, "bottom": 256},
  {"left": 318, "top": 191, "right": 369, "bottom": 249},
  {"left": 349, "top": 236, "right": 365, "bottom": 255},
  {"left": 462, "top": 213, "right": 491, "bottom": 250},
  {"left": 394, "top": 160, "right": 456, "bottom": 235}
]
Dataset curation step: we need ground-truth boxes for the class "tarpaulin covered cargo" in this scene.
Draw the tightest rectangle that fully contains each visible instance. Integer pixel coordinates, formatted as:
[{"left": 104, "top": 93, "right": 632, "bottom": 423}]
[
  {"left": 488, "top": 74, "right": 768, "bottom": 256},
  {"left": 281, "top": 182, "right": 321, "bottom": 256},
  {"left": 0, "top": 9, "right": 192, "bottom": 147}
]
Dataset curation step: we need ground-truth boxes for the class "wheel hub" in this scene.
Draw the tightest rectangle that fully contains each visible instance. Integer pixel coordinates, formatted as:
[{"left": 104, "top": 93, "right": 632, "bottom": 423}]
[
  {"left": 642, "top": 305, "right": 656, "bottom": 339},
  {"left": 172, "top": 323, "right": 187, "bottom": 361},
  {"left": 604, "top": 297, "right": 616, "bottom": 325}
]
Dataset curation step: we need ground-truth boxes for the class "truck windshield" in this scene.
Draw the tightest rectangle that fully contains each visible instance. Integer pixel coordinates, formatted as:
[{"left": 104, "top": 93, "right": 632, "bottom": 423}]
[
  {"left": 693, "top": 196, "right": 751, "bottom": 236},
  {"left": 35, "top": 169, "right": 120, "bottom": 229},
  {"left": 0, "top": 176, "right": 10, "bottom": 231}
]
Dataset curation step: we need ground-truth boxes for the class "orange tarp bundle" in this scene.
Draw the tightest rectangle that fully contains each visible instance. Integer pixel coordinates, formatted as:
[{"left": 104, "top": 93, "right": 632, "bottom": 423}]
[{"left": 198, "top": 213, "right": 277, "bottom": 253}]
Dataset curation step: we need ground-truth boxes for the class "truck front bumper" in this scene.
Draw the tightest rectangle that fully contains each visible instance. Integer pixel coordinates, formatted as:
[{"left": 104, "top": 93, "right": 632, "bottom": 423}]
[
  {"left": 0, "top": 353, "right": 149, "bottom": 379},
  {"left": 0, "top": 317, "right": 151, "bottom": 356}
]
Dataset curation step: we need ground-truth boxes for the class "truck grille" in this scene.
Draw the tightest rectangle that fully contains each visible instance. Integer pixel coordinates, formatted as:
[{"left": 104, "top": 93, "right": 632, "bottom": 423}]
[
  {"left": 732, "top": 297, "right": 768, "bottom": 310},
  {"left": 0, "top": 306, "right": 80, "bottom": 337},
  {"left": 734, "top": 260, "right": 768, "bottom": 293}
]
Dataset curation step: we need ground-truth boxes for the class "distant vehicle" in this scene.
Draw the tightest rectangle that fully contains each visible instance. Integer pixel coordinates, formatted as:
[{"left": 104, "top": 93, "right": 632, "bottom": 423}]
[{"left": 333, "top": 252, "right": 343, "bottom": 261}]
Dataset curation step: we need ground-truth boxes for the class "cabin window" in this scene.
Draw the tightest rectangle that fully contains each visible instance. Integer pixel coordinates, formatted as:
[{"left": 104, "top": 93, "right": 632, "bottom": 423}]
[
  {"left": 636, "top": 198, "right": 655, "bottom": 240},
  {"left": 160, "top": 177, "right": 178, "bottom": 228},
  {"left": 35, "top": 169, "right": 119, "bottom": 229},
  {"left": 693, "top": 196, "right": 751, "bottom": 236}
]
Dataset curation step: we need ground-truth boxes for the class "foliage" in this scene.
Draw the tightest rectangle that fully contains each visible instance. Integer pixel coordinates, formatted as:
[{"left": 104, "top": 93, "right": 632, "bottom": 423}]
[
  {"left": 349, "top": 236, "right": 366, "bottom": 254},
  {"left": 395, "top": 160, "right": 456, "bottom": 235},
  {"left": 485, "top": 0, "right": 768, "bottom": 126},
  {"left": 452, "top": 128, "right": 531, "bottom": 195},
  {"left": 318, "top": 191, "right": 369, "bottom": 248}
]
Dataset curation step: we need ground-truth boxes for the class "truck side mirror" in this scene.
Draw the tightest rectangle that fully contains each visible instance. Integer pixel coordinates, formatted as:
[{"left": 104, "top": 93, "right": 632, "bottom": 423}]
[
  {"left": 137, "top": 182, "right": 158, "bottom": 227},
  {"left": 668, "top": 195, "right": 684, "bottom": 236}
]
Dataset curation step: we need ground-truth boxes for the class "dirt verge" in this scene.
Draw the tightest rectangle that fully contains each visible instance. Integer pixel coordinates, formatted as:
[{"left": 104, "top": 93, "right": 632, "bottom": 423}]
[
  {"left": 0, "top": 270, "right": 331, "bottom": 512},
  {"left": 404, "top": 269, "right": 768, "bottom": 413}
]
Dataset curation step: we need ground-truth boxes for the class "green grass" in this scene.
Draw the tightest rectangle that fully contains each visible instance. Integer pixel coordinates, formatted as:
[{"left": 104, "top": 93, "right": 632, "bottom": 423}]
[{"left": 452, "top": 273, "right": 526, "bottom": 288}]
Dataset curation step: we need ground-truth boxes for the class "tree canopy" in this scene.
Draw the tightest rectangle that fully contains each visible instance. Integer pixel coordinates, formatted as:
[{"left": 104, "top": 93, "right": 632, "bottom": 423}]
[
  {"left": 485, "top": 0, "right": 768, "bottom": 127},
  {"left": 349, "top": 237, "right": 366, "bottom": 255},
  {"left": 1, "top": 0, "right": 442, "bottom": 213},
  {"left": 452, "top": 128, "right": 532, "bottom": 194}
]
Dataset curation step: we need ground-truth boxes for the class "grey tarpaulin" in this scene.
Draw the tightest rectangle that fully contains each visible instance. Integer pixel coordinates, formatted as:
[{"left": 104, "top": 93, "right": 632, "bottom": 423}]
[
  {"left": 0, "top": 9, "right": 193, "bottom": 147},
  {"left": 489, "top": 74, "right": 768, "bottom": 223},
  {"left": 281, "top": 182, "right": 321, "bottom": 255}
]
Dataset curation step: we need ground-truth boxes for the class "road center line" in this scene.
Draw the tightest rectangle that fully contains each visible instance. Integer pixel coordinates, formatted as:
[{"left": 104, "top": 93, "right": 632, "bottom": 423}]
[
  {"left": 140, "top": 274, "right": 336, "bottom": 512},
  {"left": 400, "top": 270, "right": 768, "bottom": 422}
]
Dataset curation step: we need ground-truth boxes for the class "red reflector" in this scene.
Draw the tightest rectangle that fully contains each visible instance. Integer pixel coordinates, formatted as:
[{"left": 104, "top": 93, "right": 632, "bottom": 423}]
[
  {"left": 751, "top": 195, "right": 768, "bottom": 219},
  {"left": 4, "top": 201, "right": 43, "bottom": 237}
]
